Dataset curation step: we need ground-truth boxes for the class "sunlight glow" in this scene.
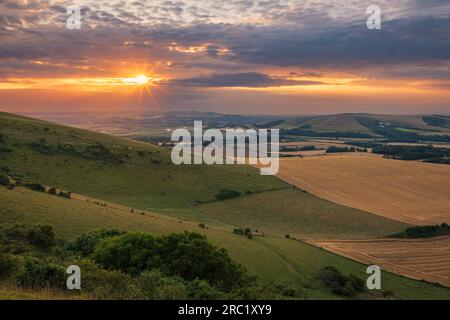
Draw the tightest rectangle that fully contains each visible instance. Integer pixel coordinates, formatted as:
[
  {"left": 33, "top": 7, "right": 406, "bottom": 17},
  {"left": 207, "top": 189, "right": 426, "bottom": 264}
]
[{"left": 123, "top": 75, "right": 150, "bottom": 85}]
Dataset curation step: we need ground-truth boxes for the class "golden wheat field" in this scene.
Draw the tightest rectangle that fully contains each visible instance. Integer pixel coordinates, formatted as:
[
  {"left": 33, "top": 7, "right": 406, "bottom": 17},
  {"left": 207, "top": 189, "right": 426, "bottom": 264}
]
[
  {"left": 277, "top": 154, "right": 450, "bottom": 225},
  {"left": 309, "top": 236, "right": 450, "bottom": 287}
]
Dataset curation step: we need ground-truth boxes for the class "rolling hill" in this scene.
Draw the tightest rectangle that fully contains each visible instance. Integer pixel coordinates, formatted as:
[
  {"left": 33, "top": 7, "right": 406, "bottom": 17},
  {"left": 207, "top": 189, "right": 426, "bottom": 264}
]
[{"left": 1, "top": 111, "right": 450, "bottom": 299}]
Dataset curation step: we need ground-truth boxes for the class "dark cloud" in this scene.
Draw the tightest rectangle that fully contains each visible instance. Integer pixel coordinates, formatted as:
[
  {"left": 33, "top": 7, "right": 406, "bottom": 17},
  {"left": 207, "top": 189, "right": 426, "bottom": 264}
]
[
  {"left": 224, "top": 16, "right": 450, "bottom": 69},
  {"left": 170, "top": 72, "right": 324, "bottom": 87}
]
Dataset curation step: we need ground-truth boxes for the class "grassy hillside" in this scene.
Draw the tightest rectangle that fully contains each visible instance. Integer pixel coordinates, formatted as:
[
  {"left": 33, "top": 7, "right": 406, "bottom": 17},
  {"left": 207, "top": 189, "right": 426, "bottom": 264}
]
[
  {"left": 0, "top": 112, "right": 285, "bottom": 210},
  {"left": 280, "top": 113, "right": 450, "bottom": 136},
  {"left": 282, "top": 114, "right": 375, "bottom": 134},
  {"left": 1, "top": 186, "right": 449, "bottom": 300},
  {"left": 198, "top": 189, "right": 409, "bottom": 239}
]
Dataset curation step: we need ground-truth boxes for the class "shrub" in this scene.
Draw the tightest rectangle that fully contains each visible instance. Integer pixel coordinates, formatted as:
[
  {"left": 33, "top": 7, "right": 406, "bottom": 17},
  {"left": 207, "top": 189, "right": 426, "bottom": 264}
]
[
  {"left": 48, "top": 187, "right": 57, "bottom": 195},
  {"left": 16, "top": 258, "right": 66, "bottom": 289},
  {"left": 138, "top": 270, "right": 188, "bottom": 300},
  {"left": 65, "top": 229, "right": 124, "bottom": 256},
  {"left": 320, "top": 266, "right": 365, "bottom": 297},
  {"left": 93, "top": 232, "right": 248, "bottom": 291},
  {"left": 24, "top": 182, "right": 46, "bottom": 192},
  {"left": 1, "top": 224, "right": 55, "bottom": 249},
  {"left": 391, "top": 224, "right": 450, "bottom": 239},
  {"left": 27, "top": 225, "right": 55, "bottom": 249},
  {"left": 0, "top": 253, "right": 19, "bottom": 279},
  {"left": 58, "top": 190, "right": 71, "bottom": 199},
  {"left": 0, "top": 172, "right": 15, "bottom": 188},
  {"left": 77, "top": 259, "right": 143, "bottom": 300},
  {"left": 93, "top": 232, "right": 160, "bottom": 275},
  {"left": 215, "top": 189, "right": 241, "bottom": 201},
  {"left": 158, "top": 232, "right": 247, "bottom": 291},
  {"left": 186, "top": 280, "right": 223, "bottom": 300}
]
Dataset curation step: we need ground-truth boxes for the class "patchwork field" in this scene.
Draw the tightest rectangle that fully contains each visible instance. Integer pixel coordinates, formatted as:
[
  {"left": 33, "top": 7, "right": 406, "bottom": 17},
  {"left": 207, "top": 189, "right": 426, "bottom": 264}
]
[
  {"left": 310, "top": 237, "right": 450, "bottom": 288},
  {"left": 277, "top": 154, "right": 450, "bottom": 225}
]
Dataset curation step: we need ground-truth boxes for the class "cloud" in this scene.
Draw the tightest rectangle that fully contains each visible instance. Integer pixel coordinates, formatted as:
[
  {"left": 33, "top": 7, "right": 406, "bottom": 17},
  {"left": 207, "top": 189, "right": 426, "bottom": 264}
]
[{"left": 170, "top": 72, "right": 324, "bottom": 87}]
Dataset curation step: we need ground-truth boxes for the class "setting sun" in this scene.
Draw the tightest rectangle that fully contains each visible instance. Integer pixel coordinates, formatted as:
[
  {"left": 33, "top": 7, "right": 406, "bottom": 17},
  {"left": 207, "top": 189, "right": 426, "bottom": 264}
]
[{"left": 123, "top": 75, "right": 150, "bottom": 85}]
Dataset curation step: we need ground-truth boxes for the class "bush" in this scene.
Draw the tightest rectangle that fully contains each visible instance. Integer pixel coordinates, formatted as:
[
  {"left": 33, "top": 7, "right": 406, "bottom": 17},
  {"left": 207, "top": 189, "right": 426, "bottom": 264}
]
[
  {"left": 92, "top": 232, "right": 248, "bottom": 291},
  {"left": 16, "top": 258, "right": 66, "bottom": 289},
  {"left": 138, "top": 270, "right": 188, "bottom": 300},
  {"left": 24, "top": 182, "right": 46, "bottom": 192},
  {"left": 392, "top": 224, "right": 450, "bottom": 239},
  {"left": 0, "top": 172, "right": 15, "bottom": 189},
  {"left": 65, "top": 229, "right": 124, "bottom": 256},
  {"left": 58, "top": 190, "right": 71, "bottom": 199},
  {"left": 0, "top": 253, "right": 19, "bottom": 279},
  {"left": 1, "top": 224, "right": 55, "bottom": 249},
  {"left": 27, "top": 225, "right": 55, "bottom": 249},
  {"left": 77, "top": 259, "right": 143, "bottom": 300},
  {"left": 48, "top": 187, "right": 57, "bottom": 195},
  {"left": 186, "top": 280, "right": 223, "bottom": 300},
  {"left": 93, "top": 232, "right": 160, "bottom": 275},
  {"left": 215, "top": 189, "right": 241, "bottom": 201},
  {"left": 320, "top": 266, "right": 365, "bottom": 297}
]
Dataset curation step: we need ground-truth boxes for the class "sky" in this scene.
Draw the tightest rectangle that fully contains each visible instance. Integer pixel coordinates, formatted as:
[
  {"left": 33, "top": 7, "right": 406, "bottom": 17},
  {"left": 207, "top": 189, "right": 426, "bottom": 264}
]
[{"left": 0, "top": 0, "right": 450, "bottom": 115}]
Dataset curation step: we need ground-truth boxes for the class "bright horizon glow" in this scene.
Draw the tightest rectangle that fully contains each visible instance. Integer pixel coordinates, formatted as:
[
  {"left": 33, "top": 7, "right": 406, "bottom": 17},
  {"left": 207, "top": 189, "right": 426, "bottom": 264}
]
[{"left": 123, "top": 75, "right": 150, "bottom": 85}]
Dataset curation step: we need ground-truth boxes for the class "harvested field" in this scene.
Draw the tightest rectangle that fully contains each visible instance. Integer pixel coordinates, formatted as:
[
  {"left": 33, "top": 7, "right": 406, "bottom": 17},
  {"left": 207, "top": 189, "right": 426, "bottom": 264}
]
[
  {"left": 277, "top": 154, "right": 450, "bottom": 225},
  {"left": 309, "top": 236, "right": 450, "bottom": 288}
]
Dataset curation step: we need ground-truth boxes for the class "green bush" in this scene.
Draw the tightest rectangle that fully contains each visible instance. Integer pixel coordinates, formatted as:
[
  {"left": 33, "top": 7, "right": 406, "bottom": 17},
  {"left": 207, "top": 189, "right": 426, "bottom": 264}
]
[
  {"left": 92, "top": 232, "right": 248, "bottom": 291},
  {"left": 1, "top": 224, "right": 55, "bottom": 249},
  {"left": 320, "top": 266, "right": 365, "bottom": 297},
  {"left": 93, "top": 232, "right": 160, "bottom": 275},
  {"left": 16, "top": 258, "right": 66, "bottom": 289},
  {"left": 215, "top": 189, "right": 242, "bottom": 201},
  {"left": 65, "top": 229, "right": 124, "bottom": 256},
  {"left": 158, "top": 232, "right": 247, "bottom": 291},
  {"left": 0, "top": 172, "right": 15, "bottom": 188},
  {"left": 392, "top": 224, "right": 450, "bottom": 239},
  {"left": 58, "top": 190, "right": 72, "bottom": 199},
  {"left": 186, "top": 280, "right": 223, "bottom": 300},
  {"left": 0, "top": 253, "right": 20, "bottom": 279},
  {"left": 138, "top": 270, "right": 189, "bottom": 300},
  {"left": 27, "top": 225, "right": 55, "bottom": 249},
  {"left": 77, "top": 259, "right": 143, "bottom": 300},
  {"left": 24, "top": 182, "right": 46, "bottom": 192},
  {"left": 48, "top": 187, "right": 57, "bottom": 195}
]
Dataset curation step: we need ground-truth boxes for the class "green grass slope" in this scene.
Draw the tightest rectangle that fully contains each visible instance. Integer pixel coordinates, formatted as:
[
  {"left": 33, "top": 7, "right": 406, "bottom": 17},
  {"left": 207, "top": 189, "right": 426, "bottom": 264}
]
[
  {"left": 0, "top": 112, "right": 285, "bottom": 210},
  {"left": 1, "top": 186, "right": 448, "bottom": 300},
  {"left": 198, "top": 189, "right": 409, "bottom": 239}
]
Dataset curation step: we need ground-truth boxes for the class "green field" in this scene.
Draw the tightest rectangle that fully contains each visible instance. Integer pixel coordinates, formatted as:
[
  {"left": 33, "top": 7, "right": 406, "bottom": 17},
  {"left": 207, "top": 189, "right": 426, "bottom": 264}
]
[
  {"left": 1, "top": 112, "right": 449, "bottom": 300},
  {"left": 198, "top": 189, "right": 409, "bottom": 239}
]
